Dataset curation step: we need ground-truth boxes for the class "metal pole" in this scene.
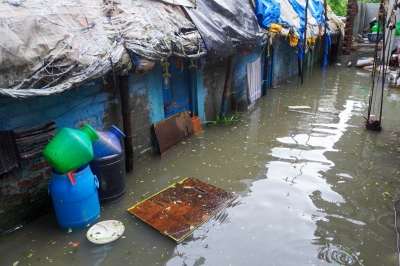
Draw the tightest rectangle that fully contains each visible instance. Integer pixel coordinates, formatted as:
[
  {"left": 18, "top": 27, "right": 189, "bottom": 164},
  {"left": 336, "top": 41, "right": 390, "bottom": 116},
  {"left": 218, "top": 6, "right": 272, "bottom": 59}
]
[
  {"left": 321, "top": 0, "right": 328, "bottom": 68},
  {"left": 301, "top": 0, "right": 309, "bottom": 84}
]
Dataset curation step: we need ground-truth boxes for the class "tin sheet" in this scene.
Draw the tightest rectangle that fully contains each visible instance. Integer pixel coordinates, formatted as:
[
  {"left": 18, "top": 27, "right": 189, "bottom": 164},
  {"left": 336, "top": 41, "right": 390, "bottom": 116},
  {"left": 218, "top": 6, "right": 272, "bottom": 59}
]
[
  {"left": 127, "top": 177, "right": 237, "bottom": 242},
  {"left": 153, "top": 111, "right": 194, "bottom": 154}
]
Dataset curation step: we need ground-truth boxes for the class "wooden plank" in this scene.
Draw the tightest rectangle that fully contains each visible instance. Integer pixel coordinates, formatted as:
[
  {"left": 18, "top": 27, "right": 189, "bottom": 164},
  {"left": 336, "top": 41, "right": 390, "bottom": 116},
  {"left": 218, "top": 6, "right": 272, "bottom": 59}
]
[{"left": 287, "top": 106, "right": 311, "bottom": 109}]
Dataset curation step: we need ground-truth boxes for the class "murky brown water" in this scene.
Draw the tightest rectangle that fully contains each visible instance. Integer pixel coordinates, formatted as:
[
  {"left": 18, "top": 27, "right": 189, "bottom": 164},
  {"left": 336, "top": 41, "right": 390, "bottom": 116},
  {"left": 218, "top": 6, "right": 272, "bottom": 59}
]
[{"left": 2, "top": 65, "right": 400, "bottom": 265}]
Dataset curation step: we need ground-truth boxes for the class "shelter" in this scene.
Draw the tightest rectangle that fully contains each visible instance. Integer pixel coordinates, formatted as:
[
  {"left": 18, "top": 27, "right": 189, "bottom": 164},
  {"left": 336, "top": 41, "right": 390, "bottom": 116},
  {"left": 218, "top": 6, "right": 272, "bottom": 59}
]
[{"left": 0, "top": 0, "right": 205, "bottom": 97}]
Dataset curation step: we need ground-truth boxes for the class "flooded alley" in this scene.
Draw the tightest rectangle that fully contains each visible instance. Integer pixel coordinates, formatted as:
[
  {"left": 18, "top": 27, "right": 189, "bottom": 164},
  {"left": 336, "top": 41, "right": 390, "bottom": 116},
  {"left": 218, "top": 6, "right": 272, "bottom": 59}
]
[{"left": 2, "top": 64, "right": 400, "bottom": 266}]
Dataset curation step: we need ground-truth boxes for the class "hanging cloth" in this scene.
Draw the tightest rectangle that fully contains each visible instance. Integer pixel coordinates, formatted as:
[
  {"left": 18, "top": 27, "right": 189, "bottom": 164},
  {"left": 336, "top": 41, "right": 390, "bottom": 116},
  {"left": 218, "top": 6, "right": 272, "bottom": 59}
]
[{"left": 247, "top": 56, "right": 262, "bottom": 108}]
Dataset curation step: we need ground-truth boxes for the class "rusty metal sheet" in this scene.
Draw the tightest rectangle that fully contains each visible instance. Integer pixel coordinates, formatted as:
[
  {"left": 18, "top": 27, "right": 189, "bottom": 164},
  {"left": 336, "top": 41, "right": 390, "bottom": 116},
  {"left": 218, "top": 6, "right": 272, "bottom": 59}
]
[
  {"left": 153, "top": 111, "right": 194, "bottom": 154},
  {"left": 127, "top": 177, "right": 237, "bottom": 242}
]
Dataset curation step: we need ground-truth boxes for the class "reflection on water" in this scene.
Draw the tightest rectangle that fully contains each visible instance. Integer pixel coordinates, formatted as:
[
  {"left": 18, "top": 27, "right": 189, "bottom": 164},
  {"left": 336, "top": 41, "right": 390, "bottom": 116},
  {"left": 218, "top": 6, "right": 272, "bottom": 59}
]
[
  {"left": 2, "top": 65, "right": 400, "bottom": 265},
  {"left": 165, "top": 65, "right": 400, "bottom": 265}
]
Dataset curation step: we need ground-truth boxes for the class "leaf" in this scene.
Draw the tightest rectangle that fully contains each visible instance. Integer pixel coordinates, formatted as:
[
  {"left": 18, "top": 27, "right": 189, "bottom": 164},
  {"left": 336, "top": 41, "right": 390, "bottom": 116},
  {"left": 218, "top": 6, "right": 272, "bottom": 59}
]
[{"left": 13, "top": 261, "right": 19, "bottom": 266}]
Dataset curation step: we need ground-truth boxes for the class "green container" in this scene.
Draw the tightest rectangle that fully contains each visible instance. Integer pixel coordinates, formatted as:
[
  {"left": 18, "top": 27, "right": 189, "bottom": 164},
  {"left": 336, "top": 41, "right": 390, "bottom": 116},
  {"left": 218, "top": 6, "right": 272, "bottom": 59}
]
[
  {"left": 395, "top": 22, "right": 400, "bottom": 36},
  {"left": 371, "top": 22, "right": 383, "bottom": 33},
  {"left": 43, "top": 124, "right": 99, "bottom": 174}
]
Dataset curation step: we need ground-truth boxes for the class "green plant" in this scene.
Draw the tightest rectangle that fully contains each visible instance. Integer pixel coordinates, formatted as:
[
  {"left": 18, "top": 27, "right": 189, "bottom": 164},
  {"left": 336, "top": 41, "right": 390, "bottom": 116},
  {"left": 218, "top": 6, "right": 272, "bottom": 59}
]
[
  {"left": 327, "top": 0, "right": 348, "bottom": 17},
  {"left": 204, "top": 111, "right": 241, "bottom": 125}
]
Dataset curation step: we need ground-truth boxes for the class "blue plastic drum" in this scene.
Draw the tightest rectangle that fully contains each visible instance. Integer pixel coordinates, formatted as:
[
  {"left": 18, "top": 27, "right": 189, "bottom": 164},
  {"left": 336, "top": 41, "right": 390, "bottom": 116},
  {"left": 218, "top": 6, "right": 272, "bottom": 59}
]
[{"left": 49, "top": 165, "right": 100, "bottom": 229}]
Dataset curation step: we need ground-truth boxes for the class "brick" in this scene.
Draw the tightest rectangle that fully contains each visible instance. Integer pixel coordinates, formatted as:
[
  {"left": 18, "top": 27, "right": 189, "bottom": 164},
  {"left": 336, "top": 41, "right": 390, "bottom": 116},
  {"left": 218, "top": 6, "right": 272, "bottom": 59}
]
[
  {"left": 45, "top": 167, "right": 52, "bottom": 177},
  {"left": 32, "top": 173, "right": 44, "bottom": 184},
  {"left": 17, "top": 179, "right": 31, "bottom": 189},
  {"left": 28, "top": 161, "right": 49, "bottom": 172}
]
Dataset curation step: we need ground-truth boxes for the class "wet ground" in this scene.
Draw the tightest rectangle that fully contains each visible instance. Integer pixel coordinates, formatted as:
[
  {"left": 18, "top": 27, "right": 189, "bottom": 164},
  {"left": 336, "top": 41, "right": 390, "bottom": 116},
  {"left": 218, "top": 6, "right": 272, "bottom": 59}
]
[{"left": 2, "top": 63, "right": 400, "bottom": 265}]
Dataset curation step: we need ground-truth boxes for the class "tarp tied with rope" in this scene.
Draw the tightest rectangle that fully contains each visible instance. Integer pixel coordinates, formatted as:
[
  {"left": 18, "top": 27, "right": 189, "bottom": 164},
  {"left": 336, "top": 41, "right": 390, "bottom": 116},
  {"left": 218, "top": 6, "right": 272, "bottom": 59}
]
[{"left": 0, "top": 0, "right": 206, "bottom": 98}]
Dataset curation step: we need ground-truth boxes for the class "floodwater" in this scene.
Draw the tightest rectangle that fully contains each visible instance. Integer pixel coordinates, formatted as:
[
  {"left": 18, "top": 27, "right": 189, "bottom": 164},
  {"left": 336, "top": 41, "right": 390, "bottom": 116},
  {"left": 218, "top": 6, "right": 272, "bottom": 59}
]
[{"left": 2, "top": 64, "right": 400, "bottom": 266}]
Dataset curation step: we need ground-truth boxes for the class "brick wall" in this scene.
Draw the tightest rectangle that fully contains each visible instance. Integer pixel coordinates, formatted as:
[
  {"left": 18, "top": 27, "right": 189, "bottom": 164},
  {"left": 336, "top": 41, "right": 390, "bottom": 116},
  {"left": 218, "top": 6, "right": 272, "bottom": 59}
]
[{"left": 343, "top": 0, "right": 358, "bottom": 55}]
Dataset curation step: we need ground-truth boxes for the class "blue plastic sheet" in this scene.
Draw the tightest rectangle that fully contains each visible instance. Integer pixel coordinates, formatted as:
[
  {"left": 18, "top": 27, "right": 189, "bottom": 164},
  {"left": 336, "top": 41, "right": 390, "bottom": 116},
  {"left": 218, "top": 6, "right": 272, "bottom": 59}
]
[
  {"left": 253, "top": 0, "right": 281, "bottom": 29},
  {"left": 308, "top": 0, "right": 324, "bottom": 26},
  {"left": 323, "top": 33, "right": 331, "bottom": 68}
]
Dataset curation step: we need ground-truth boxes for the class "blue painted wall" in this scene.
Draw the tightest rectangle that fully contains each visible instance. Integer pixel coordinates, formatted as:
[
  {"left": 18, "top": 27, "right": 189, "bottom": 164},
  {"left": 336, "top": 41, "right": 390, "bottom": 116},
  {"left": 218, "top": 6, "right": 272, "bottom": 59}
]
[
  {"left": 231, "top": 49, "right": 264, "bottom": 111},
  {"left": 273, "top": 36, "right": 299, "bottom": 85},
  {"left": 0, "top": 81, "right": 115, "bottom": 132}
]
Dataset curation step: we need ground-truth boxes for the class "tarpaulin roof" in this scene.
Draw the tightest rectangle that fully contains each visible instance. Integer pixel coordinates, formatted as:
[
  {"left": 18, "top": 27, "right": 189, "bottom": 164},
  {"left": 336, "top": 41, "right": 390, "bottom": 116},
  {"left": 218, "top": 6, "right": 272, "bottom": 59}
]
[
  {"left": 326, "top": 4, "right": 345, "bottom": 36},
  {"left": 184, "top": 0, "right": 268, "bottom": 58},
  {"left": 253, "top": 0, "right": 344, "bottom": 40},
  {"left": 0, "top": 0, "right": 206, "bottom": 98},
  {"left": 254, "top": 0, "right": 324, "bottom": 39}
]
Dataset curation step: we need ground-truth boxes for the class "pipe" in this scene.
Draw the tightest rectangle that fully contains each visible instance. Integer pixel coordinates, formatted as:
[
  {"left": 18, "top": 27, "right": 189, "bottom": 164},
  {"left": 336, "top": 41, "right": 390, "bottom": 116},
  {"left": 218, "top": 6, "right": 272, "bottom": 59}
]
[
  {"left": 221, "top": 54, "right": 235, "bottom": 115},
  {"left": 301, "top": 0, "right": 309, "bottom": 84},
  {"left": 119, "top": 74, "right": 134, "bottom": 172}
]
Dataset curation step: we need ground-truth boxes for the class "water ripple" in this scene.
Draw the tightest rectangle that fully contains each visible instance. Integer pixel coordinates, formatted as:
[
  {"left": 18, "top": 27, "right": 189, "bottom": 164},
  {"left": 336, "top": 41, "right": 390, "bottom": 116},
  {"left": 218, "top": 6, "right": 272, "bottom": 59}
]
[{"left": 318, "top": 245, "right": 362, "bottom": 265}]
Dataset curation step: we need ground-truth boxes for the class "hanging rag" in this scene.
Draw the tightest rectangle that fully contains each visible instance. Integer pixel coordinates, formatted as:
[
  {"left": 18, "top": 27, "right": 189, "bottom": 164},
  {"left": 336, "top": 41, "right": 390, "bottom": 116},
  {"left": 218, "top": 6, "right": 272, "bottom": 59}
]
[{"left": 0, "top": 131, "right": 20, "bottom": 175}]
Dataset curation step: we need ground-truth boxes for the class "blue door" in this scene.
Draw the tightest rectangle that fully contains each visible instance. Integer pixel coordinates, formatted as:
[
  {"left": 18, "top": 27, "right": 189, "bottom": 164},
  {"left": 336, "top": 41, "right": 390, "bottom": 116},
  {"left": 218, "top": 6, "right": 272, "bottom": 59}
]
[{"left": 162, "top": 57, "right": 190, "bottom": 118}]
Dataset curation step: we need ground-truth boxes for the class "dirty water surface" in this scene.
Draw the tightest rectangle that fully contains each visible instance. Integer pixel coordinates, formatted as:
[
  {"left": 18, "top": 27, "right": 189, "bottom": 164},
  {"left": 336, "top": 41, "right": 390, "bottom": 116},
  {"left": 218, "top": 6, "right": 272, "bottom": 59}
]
[{"left": 2, "top": 64, "right": 400, "bottom": 265}]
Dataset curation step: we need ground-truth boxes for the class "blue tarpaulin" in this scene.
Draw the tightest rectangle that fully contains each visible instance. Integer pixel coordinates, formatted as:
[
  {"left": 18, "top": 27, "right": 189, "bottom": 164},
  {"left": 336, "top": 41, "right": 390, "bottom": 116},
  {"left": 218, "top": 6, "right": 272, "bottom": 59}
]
[
  {"left": 323, "top": 33, "right": 331, "bottom": 67},
  {"left": 254, "top": 0, "right": 281, "bottom": 29}
]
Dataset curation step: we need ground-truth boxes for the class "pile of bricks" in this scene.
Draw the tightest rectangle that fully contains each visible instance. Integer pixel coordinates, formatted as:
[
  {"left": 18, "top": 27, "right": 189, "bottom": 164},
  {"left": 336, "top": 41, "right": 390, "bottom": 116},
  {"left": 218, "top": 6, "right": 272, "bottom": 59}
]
[
  {"left": 191, "top": 116, "right": 202, "bottom": 133},
  {"left": 342, "top": 0, "right": 358, "bottom": 55}
]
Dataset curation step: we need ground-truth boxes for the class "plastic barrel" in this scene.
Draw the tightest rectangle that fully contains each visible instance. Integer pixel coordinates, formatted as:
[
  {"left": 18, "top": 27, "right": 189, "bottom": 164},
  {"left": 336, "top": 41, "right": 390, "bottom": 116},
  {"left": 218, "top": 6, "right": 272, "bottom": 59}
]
[
  {"left": 49, "top": 164, "right": 100, "bottom": 229},
  {"left": 89, "top": 152, "right": 126, "bottom": 204}
]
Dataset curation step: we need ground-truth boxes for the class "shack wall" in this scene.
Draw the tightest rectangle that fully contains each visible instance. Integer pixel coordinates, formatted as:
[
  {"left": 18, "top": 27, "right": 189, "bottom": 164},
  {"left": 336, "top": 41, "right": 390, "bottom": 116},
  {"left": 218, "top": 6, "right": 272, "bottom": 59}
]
[{"left": 273, "top": 36, "right": 299, "bottom": 85}]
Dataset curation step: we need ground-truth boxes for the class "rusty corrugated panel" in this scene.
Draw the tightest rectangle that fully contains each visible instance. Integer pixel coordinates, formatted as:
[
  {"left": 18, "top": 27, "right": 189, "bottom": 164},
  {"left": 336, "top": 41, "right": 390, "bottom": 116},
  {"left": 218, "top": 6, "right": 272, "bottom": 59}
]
[
  {"left": 153, "top": 111, "right": 194, "bottom": 154},
  {"left": 127, "top": 177, "right": 237, "bottom": 242}
]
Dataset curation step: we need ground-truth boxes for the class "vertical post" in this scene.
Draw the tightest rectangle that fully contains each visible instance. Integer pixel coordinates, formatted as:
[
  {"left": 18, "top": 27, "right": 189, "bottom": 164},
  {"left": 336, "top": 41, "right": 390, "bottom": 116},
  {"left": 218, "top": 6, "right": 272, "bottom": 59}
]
[
  {"left": 119, "top": 75, "right": 134, "bottom": 172},
  {"left": 221, "top": 54, "right": 235, "bottom": 115},
  {"left": 301, "top": 0, "right": 309, "bottom": 85},
  {"left": 321, "top": 0, "right": 327, "bottom": 68}
]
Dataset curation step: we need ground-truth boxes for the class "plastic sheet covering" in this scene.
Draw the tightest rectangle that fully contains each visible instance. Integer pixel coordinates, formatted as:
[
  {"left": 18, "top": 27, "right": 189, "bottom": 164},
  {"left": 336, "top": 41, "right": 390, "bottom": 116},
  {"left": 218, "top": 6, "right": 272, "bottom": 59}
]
[
  {"left": 111, "top": 0, "right": 206, "bottom": 61},
  {"left": 254, "top": 0, "right": 324, "bottom": 41},
  {"left": 157, "top": 0, "right": 196, "bottom": 7},
  {"left": 254, "top": 0, "right": 282, "bottom": 29},
  {"left": 184, "top": 0, "right": 267, "bottom": 58},
  {"left": 323, "top": 33, "right": 331, "bottom": 67},
  {"left": 0, "top": 0, "right": 206, "bottom": 98},
  {"left": 326, "top": 4, "right": 345, "bottom": 36}
]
